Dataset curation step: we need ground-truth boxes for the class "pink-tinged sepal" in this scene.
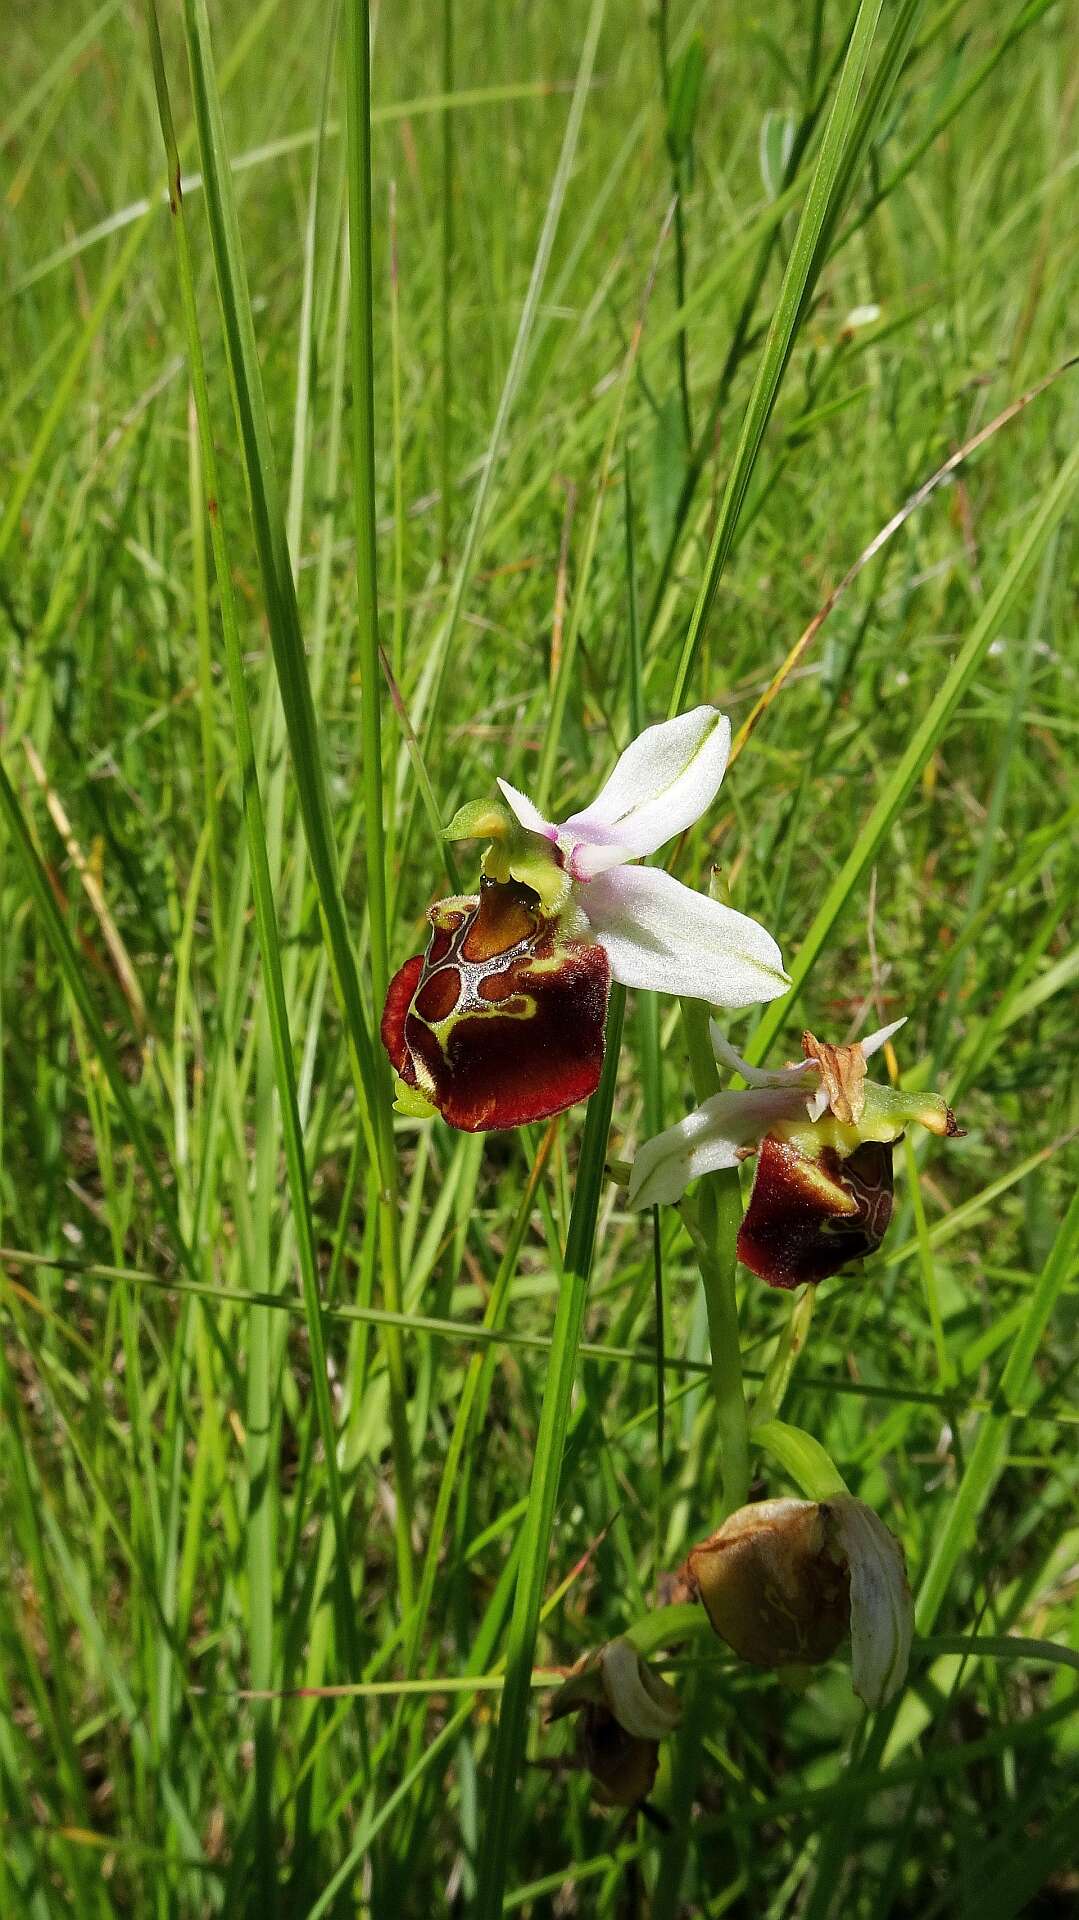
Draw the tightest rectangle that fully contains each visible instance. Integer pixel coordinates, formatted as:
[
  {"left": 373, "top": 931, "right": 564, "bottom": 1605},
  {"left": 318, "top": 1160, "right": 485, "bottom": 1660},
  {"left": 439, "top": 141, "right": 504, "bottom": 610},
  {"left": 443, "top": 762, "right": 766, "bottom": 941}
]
[
  {"left": 380, "top": 879, "right": 611, "bottom": 1132},
  {"left": 736, "top": 1136, "right": 895, "bottom": 1289}
]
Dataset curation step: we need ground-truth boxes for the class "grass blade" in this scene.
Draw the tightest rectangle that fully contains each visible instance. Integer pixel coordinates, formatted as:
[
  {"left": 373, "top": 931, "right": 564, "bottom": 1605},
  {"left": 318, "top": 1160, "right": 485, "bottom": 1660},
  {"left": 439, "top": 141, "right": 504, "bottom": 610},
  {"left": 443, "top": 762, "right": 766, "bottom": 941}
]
[
  {"left": 667, "top": 0, "right": 887, "bottom": 711},
  {"left": 747, "top": 426, "right": 1079, "bottom": 1063},
  {"left": 179, "top": 0, "right": 416, "bottom": 1608}
]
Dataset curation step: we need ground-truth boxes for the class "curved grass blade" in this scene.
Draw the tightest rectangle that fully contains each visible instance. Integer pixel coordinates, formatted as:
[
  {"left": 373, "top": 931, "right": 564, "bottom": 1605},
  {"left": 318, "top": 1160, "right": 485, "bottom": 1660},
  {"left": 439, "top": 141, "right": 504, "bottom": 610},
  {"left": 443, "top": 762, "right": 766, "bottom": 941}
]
[
  {"left": 179, "top": 0, "right": 416, "bottom": 1605},
  {"left": 144, "top": 10, "right": 367, "bottom": 1897},
  {"left": 343, "top": 0, "right": 390, "bottom": 1009},
  {"left": 666, "top": 0, "right": 888, "bottom": 712},
  {"left": 916, "top": 1181, "right": 1079, "bottom": 1635},
  {"left": 747, "top": 426, "right": 1079, "bottom": 1064}
]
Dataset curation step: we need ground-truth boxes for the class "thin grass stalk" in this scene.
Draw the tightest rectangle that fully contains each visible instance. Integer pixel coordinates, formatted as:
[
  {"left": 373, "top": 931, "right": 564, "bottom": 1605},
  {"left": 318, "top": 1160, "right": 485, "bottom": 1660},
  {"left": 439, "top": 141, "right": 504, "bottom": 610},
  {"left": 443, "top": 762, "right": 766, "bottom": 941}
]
[
  {"left": 0, "top": 0, "right": 286, "bottom": 562},
  {"left": 916, "top": 1182, "right": 1079, "bottom": 1635},
  {"left": 473, "top": 985, "right": 625, "bottom": 1920},
  {"left": 668, "top": 0, "right": 885, "bottom": 712},
  {"left": 388, "top": 180, "right": 404, "bottom": 682},
  {"left": 440, "top": 0, "right": 454, "bottom": 574},
  {"left": 0, "top": 1343, "right": 94, "bottom": 1828},
  {"left": 643, "top": 0, "right": 1007, "bottom": 659},
  {"left": 680, "top": 998, "right": 749, "bottom": 1516},
  {"left": 146, "top": 0, "right": 362, "bottom": 1679},
  {"left": 179, "top": 0, "right": 416, "bottom": 1607},
  {"left": 187, "top": 406, "right": 225, "bottom": 962},
  {"left": 402, "top": 1124, "right": 558, "bottom": 1679},
  {"left": 179, "top": 0, "right": 383, "bottom": 1154},
  {"left": 342, "top": 0, "right": 390, "bottom": 1012},
  {"left": 655, "top": 0, "right": 692, "bottom": 446},
  {"left": 384, "top": 1122, "right": 558, "bottom": 1804},
  {"left": 624, "top": 451, "right": 667, "bottom": 1540},
  {"left": 534, "top": 195, "right": 675, "bottom": 808},
  {"left": 929, "top": 534, "right": 1055, "bottom": 1072},
  {"left": 18, "top": 1232, "right": 1079, "bottom": 1428},
  {"left": 843, "top": 0, "right": 1060, "bottom": 246},
  {"left": 902, "top": 1132, "right": 949, "bottom": 1384},
  {"left": 0, "top": 759, "right": 192, "bottom": 1273},
  {"left": 285, "top": 2, "right": 338, "bottom": 569},
  {"left": 309, "top": 1530, "right": 603, "bottom": 1918},
  {"left": 637, "top": 8, "right": 857, "bottom": 659},
  {"left": 803, "top": 1180, "right": 1079, "bottom": 1919},
  {"left": 415, "top": 0, "right": 606, "bottom": 753},
  {"left": 746, "top": 426, "right": 1079, "bottom": 1064}
]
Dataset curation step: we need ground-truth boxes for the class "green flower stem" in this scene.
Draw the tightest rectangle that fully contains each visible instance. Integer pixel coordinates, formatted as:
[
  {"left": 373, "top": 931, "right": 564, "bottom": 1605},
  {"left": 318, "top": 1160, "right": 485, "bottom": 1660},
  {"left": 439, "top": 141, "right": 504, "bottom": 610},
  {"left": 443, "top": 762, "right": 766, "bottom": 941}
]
[
  {"left": 625, "top": 1603, "right": 709, "bottom": 1659},
  {"left": 680, "top": 999, "right": 750, "bottom": 1519},
  {"left": 698, "top": 1180, "right": 751, "bottom": 1520},
  {"left": 751, "top": 1285, "right": 817, "bottom": 1428},
  {"left": 473, "top": 984, "right": 625, "bottom": 1920}
]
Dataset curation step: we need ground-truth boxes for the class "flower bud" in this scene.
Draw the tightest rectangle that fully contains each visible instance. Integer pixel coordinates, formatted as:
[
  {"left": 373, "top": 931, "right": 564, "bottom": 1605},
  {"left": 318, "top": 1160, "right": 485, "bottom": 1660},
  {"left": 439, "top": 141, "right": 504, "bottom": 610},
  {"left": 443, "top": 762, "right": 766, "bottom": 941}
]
[
  {"left": 546, "top": 1638, "right": 680, "bottom": 1808},
  {"left": 682, "top": 1494, "right": 913, "bottom": 1707}
]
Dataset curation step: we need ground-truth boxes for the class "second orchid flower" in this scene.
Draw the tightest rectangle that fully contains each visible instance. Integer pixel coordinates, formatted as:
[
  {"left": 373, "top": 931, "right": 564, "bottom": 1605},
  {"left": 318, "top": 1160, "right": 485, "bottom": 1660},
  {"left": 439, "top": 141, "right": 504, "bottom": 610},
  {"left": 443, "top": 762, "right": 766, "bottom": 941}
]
[{"left": 629, "top": 1017, "right": 962, "bottom": 1285}]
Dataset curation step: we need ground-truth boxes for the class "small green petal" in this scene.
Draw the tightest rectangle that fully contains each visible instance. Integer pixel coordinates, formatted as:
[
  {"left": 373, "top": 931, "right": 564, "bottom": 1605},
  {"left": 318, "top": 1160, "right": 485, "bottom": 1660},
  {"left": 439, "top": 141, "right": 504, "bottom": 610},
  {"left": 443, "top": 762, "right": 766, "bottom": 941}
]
[
  {"left": 392, "top": 1076, "right": 437, "bottom": 1119},
  {"left": 443, "top": 797, "right": 515, "bottom": 844}
]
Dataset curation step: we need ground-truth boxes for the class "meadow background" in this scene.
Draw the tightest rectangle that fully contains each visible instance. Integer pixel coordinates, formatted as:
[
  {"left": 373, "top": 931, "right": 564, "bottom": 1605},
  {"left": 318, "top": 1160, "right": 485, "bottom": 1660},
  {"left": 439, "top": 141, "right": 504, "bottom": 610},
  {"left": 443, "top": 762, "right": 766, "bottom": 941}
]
[{"left": 2, "top": 1, "right": 1078, "bottom": 1915}]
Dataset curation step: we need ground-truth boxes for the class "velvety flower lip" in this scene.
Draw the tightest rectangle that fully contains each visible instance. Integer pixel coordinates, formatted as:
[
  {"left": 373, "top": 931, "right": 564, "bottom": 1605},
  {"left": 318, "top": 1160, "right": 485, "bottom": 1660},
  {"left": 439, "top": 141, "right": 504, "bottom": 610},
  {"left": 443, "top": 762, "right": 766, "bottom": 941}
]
[
  {"left": 381, "top": 879, "right": 610, "bottom": 1132},
  {"left": 737, "top": 1136, "right": 897, "bottom": 1289},
  {"left": 628, "top": 1015, "right": 962, "bottom": 1287}
]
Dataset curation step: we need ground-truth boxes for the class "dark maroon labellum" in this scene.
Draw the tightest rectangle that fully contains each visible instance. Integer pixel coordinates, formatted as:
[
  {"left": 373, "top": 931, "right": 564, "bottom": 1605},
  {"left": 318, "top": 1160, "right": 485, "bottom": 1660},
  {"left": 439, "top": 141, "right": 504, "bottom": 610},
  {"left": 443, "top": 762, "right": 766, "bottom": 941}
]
[
  {"left": 736, "top": 1135, "right": 895, "bottom": 1289},
  {"left": 577, "top": 1706, "right": 659, "bottom": 1809},
  {"left": 381, "top": 879, "right": 611, "bottom": 1132}
]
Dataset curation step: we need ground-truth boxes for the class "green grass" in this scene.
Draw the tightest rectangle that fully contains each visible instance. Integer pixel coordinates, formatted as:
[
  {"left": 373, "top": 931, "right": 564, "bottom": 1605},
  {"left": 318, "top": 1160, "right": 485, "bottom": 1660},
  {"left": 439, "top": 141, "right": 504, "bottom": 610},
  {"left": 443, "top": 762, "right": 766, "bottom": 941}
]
[{"left": 2, "top": 2, "right": 1078, "bottom": 1916}]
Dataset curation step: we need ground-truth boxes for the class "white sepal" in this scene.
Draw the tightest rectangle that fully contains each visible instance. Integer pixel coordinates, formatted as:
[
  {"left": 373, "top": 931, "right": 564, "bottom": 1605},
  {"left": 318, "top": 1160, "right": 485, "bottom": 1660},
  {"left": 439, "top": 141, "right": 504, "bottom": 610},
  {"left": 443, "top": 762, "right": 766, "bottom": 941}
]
[
  {"left": 627, "top": 1087, "right": 806, "bottom": 1209},
  {"left": 858, "top": 1016, "right": 907, "bottom": 1059},
  {"left": 599, "top": 1639, "right": 681, "bottom": 1739},
  {"left": 709, "top": 1019, "right": 814, "bottom": 1090},
  {"left": 582, "top": 864, "right": 790, "bottom": 1009},
  {"left": 495, "top": 777, "right": 558, "bottom": 843},
  {"left": 565, "top": 706, "right": 732, "bottom": 862},
  {"left": 825, "top": 1495, "right": 913, "bottom": 1709}
]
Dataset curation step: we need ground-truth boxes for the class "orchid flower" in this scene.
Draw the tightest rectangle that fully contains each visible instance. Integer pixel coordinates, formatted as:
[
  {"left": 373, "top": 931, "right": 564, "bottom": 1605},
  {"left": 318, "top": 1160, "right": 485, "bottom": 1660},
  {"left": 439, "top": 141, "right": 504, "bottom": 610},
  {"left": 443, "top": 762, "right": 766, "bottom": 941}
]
[
  {"left": 682, "top": 1493, "right": 914, "bottom": 1708},
  {"left": 382, "top": 708, "right": 788, "bottom": 1132},
  {"left": 628, "top": 1016, "right": 962, "bottom": 1286},
  {"left": 546, "top": 1638, "right": 681, "bottom": 1808}
]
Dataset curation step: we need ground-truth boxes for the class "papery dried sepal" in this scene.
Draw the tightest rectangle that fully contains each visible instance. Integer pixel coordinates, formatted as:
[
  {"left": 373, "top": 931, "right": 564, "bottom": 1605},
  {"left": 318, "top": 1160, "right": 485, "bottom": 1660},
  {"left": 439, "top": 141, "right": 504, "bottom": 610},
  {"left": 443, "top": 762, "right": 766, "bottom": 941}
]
[
  {"left": 682, "top": 1494, "right": 913, "bottom": 1707},
  {"left": 827, "top": 1495, "right": 913, "bottom": 1708}
]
